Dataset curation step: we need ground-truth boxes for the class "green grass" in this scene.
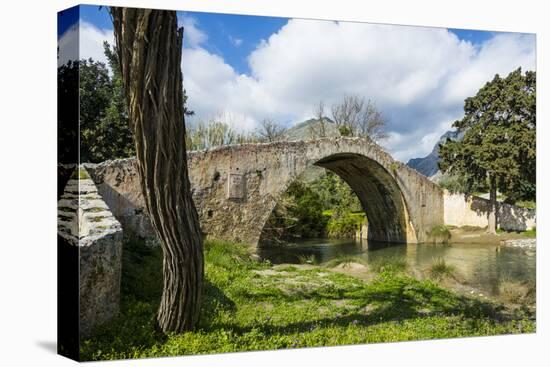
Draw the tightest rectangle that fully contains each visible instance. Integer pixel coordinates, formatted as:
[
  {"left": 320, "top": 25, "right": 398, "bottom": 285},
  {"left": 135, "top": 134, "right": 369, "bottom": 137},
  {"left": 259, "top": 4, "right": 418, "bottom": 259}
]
[
  {"left": 498, "top": 279, "right": 536, "bottom": 305},
  {"left": 324, "top": 255, "right": 368, "bottom": 268},
  {"left": 428, "top": 225, "right": 452, "bottom": 244},
  {"left": 369, "top": 255, "right": 407, "bottom": 273},
  {"left": 428, "top": 257, "right": 455, "bottom": 280},
  {"left": 496, "top": 226, "right": 536, "bottom": 238},
  {"left": 458, "top": 225, "right": 485, "bottom": 232},
  {"left": 514, "top": 201, "right": 536, "bottom": 210},
  {"left": 71, "top": 167, "right": 90, "bottom": 180},
  {"left": 522, "top": 226, "right": 536, "bottom": 238},
  {"left": 80, "top": 239, "right": 535, "bottom": 361}
]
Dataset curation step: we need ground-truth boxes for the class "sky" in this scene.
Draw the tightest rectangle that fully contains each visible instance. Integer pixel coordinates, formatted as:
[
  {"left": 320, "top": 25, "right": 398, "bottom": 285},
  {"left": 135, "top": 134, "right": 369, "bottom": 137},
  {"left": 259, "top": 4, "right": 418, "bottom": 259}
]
[{"left": 58, "top": 5, "right": 536, "bottom": 162}]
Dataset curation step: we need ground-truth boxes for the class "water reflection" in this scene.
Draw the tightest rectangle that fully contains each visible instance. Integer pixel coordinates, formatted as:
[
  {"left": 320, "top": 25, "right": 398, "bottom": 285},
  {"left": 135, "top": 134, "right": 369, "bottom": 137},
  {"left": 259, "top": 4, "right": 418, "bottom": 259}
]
[{"left": 258, "top": 238, "right": 535, "bottom": 295}]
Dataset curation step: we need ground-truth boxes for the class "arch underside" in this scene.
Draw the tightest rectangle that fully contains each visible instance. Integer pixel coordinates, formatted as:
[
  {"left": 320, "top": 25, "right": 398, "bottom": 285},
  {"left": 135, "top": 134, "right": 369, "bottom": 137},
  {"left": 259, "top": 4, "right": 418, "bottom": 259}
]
[{"left": 314, "top": 153, "right": 412, "bottom": 243}]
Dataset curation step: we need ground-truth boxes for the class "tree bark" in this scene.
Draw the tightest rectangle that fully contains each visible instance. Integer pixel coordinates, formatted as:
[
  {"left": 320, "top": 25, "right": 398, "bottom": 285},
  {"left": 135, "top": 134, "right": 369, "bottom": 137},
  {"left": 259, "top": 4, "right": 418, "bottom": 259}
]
[
  {"left": 487, "top": 175, "right": 498, "bottom": 234},
  {"left": 110, "top": 8, "right": 204, "bottom": 333}
]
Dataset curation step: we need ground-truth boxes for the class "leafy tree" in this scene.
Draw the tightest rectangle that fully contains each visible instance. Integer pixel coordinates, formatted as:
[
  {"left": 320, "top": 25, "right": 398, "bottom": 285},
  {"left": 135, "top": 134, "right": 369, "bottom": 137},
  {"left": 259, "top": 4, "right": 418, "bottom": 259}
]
[
  {"left": 309, "top": 171, "right": 362, "bottom": 215},
  {"left": 437, "top": 174, "right": 475, "bottom": 194},
  {"left": 78, "top": 58, "right": 123, "bottom": 162},
  {"left": 438, "top": 68, "right": 536, "bottom": 233},
  {"left": 76, "top": 44, "right": 134, "bottom": 163},
  {"left": 262, "top": 180, "right": 329, "bottom": 241},
  {"left": 261, "top": 171, "right": 364, "bottom": 242},
  {"left": 79, "top": 41, "right": 194, "bottom": 163},
  {"left": 111, "top": 7, "right": 204, "bottom": 333}
]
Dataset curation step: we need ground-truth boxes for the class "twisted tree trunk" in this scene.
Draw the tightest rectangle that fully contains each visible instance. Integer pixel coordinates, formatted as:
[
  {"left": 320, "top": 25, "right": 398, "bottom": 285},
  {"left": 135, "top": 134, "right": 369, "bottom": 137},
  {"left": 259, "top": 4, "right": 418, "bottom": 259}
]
[{"left": 110, "top": 8, "right": 204, "bottom": 333}]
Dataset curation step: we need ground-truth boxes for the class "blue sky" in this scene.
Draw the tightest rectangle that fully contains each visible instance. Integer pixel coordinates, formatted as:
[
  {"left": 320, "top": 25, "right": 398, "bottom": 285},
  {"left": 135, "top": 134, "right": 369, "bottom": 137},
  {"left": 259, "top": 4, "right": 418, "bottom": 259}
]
[
  {"left": 58, "top": 5, "right": 536, "bottom": 161},
  {"left": 64, "top": 5, "right": 495, "bottom": 75}
]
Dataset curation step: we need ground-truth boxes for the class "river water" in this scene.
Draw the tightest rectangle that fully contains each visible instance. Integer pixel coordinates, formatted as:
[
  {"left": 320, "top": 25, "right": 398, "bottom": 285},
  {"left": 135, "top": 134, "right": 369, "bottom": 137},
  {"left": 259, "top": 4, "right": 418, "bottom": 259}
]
[{"left": 258, "top": 238, "right": 536, "bottom": 296}]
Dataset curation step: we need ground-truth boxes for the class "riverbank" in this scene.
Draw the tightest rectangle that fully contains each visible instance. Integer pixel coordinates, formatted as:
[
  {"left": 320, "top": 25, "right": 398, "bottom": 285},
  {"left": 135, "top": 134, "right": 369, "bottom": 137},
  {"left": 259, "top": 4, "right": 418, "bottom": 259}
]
[
  {"left": 448, "top": 225, "right": 535, "bottom": 245},
  {"left": 80, "top": 239, "right": 535, "bottom": 361}
]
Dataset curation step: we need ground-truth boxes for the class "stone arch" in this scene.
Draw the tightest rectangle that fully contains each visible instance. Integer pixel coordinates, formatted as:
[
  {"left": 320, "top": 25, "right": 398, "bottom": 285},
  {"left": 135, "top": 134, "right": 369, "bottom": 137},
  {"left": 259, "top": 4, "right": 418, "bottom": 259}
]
[
  {"left": 257, "top": 150, "right": 417, "bottom": 246},
  {"left": 86, "top": 137, "right": 444, "bottom": 247}
]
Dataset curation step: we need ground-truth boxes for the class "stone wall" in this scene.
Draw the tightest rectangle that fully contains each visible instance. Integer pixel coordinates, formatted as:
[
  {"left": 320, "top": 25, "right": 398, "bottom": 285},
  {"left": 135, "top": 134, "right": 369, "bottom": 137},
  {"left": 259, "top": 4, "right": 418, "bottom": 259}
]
[
  {"left": 84, "top": 159, "right": 154, "bottom": 239},
  {"left": 57, "top": 167, "right": 123, "bottom": 338},
  {"left": 443, "top": 191, "right": 536, "bottom": 231},
  {"left": 86, "top": 138, "right": 446, "bottom": 246}
]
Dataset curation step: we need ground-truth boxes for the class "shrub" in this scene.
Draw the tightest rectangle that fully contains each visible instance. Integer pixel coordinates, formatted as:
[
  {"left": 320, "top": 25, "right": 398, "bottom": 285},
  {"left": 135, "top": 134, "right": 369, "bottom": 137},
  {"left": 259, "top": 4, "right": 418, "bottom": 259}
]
[
  {"left": 428, "top": 225, "right": 451, "bottom": 244},
  {"left": 369, "top": 255, "right": 407, "bottom": 273},
  {"left": 327, "top": 212, "right": 365, "bottom": 238},
  {"left": 324, "top": 255, "right": 368, "bottom": 269},
  {"left": 204, "top": 239, "right": 256, "bottom": 269},
  {"left": 498, "top": 279, "right": 536, "bottom": 304},
  {"left": 428, "top": 257, "right": 455, "bottom": 280},
  {"left": 523, "top": 226, "right": 536, "bottom": 238}
]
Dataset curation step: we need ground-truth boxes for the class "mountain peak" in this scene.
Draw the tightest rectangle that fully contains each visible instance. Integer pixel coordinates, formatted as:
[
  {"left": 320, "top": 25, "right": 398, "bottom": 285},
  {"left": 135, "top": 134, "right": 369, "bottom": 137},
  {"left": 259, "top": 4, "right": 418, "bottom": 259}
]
[
  {"left": 406, "top": 130, "right": 463, "bottom": 178},
  {"left": 284, "top": 117, "right": 340, "bottom": 141}
]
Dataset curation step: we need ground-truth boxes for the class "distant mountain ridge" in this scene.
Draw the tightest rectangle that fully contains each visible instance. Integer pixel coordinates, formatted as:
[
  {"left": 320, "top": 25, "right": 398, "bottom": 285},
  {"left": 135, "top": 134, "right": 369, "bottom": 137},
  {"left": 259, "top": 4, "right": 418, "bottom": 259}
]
[
  {"left": 406, "top": 130, "right": 464, "bottom": 178},
  {"left": 284, "top": 117, "right": 340, "bottom": 141},
  {"left": 283, "top": 118, "right": 341, "bottom": 182}
]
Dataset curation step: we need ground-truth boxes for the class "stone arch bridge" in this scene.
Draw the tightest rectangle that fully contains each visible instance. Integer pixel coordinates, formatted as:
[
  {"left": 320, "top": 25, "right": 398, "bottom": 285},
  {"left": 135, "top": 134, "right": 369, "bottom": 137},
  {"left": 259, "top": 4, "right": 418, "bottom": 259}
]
[{"left": 86, "top": 137, "right": 445, "bottom": 247}]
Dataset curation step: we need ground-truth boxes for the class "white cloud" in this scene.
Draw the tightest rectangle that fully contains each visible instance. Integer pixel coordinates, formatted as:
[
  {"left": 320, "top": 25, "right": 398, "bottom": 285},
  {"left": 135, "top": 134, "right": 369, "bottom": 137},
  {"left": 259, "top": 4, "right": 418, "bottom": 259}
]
[
  {"left": 57, "top": 20, "right": 113, "bottom": 68},
  {"left": 80, "top": 21, "right": 114, "bottom": 66},
  {"left": 69, "top": 17, "right": 536, "bottom": 162},
  {"left": 442, "top": 33, "right": 536, "bottom": 105},
  {"left": 179, "top": 16, "right": 207, "bottom": 48},
  {"left": 229, "top": 36, "right": 243, "bottom": 47},
  {"left": 58, "top": 23, "right": 79, "bottom": 67}
]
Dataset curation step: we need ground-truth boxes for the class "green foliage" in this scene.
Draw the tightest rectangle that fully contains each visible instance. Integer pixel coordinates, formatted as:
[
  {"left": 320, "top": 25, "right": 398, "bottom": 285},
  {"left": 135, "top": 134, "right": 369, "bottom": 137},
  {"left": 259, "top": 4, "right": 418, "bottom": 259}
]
[
  {"left": 438, "top": 174, "right": 472, "bottom": 194},
  {"left": 185, "top": 119, "right": 258, "bottom": 151},
  {"left": 523, "top": 226, "right": 536, "bottom": 238},
  {"left": 515, "top": 200, "right": 536, "bottom": 210},
  {"left": 338, "top": 125, "right": 352, "bottom": 136},
  {"left": 66, "top": 41, "right": 195, "bottom": 163},
  {"left": 369, "top": 255, "right": 408, "bottom": 273},
  {"left": 78, "top": 43, "right": 135, "bottom": 163},
  {"left": 324, "top": 255, "right": 368, "bottom": 268},
  {"left": 263, "top": 180, "right": 330, "bottom": 241},
  {"left": 262, "top": 171, "right": 366, "bottom": 241},
  {"left": 327, "top": 212, "right": 365, "bottom": 238},
  {"left": 309, "top": 171, "right": 363, "bottom": 214},
  {"left": 428, "top": 225, "right": 452, "bottom": 244},
  {"left": 81, "top": 239, "right": 532, "bottom": 360},
  {"left": 203, "top": 239, "right": 261, "bottom": 270},
  {"left": 497, "top": 225, "right": 536, "bottom": 238},
  {"left": 70, "top": 167, "right": 90, "bottom": 180},
  {"left": 429, "top": 257, "right": 455, "bottom": 280},
  {"left": 498, "top": 279, "right": 535, "bottom": 305},
  {"left": 438, "top": 68, "right": 536, "bottom": 204}
]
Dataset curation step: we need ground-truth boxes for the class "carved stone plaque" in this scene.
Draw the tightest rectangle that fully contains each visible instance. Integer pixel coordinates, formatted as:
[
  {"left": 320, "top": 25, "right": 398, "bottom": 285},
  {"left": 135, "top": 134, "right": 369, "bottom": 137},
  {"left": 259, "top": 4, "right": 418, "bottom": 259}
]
[{"left": 227, "top": 173, "right": 245, "bottom": 199}]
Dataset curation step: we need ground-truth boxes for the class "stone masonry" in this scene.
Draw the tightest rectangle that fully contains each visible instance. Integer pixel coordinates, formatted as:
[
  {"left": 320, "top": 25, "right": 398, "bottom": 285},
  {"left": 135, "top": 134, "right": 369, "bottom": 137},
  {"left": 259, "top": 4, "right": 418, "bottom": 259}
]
[
  {"left": 58, "top": 167, "right": 123, "bottom": 338},
  {"left": 86, "top": 137, "right": 446, "bottom": 247}
]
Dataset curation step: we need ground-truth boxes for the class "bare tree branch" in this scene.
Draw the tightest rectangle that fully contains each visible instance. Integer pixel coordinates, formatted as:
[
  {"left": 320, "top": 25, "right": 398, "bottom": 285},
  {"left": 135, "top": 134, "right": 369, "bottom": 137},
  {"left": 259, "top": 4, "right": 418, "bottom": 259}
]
[{"left": 257, "top": 118, "right": 287, "bottom": 142}]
